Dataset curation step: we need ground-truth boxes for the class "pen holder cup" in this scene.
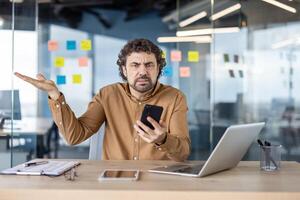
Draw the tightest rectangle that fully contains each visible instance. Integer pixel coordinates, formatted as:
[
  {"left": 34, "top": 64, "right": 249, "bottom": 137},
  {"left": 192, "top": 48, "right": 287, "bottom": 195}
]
[{"left": 260, "top": 144, "right": 281, "bottom": 171}]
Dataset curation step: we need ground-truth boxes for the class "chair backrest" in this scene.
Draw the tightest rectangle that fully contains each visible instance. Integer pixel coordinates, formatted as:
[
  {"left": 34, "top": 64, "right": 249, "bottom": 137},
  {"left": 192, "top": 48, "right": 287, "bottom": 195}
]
[{"left": 89, "top": 125, "right": 105, "bottom": 160}]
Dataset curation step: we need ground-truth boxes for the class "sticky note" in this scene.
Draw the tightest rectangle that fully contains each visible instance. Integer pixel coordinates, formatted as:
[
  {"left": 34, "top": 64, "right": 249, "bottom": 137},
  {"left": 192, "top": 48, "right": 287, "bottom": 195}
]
[
  {"left": 228, "top": 69, "right": 235, "bottom": 78},
  {"left": 56, "top": 75, "right": 66, "bottom": 85},
  {"left": 234, "top": 55, "right": 239, "bottom": 63},
  {"left": 188, "top": 51, "right": 199, "bottom": 62},
  {"left": 48, "top": 40, "right": 58, "bottom": 51},
  {"left": 171, "top": 50, "right": 182, "bottom": 62},
  {"left": 179, "top": 66, "right": 191, "bottom": 78},
  {"left": 54, "top": 57, "right": 64, "bottom": 67},
  {"left": 78, "top": 57, "right": 88, "bottom": 67},
  {"left": 161, "top": 51, "right": 166, "bottom": 59},
  {"left": 224, "top": 54, "right": 229, "bottom": 62},
  {"left": 80, "top": 39, "right": 92, "bottom": 51},
  {"left": 163, "top": 66, "right": 173, "bottom": 77},
  {"left": 66, "top": 40, "right": 76, "bottom": 50},
  {"left": 238, "top": 70, "right": 244, "bottom": 78},
  {"left": 72, "top": 74, "right": 82, "bottom": 84}
]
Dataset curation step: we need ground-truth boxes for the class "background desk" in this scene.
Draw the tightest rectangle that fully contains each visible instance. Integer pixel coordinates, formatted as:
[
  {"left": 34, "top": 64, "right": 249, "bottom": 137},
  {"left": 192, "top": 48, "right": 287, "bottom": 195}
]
[
  {"left": 0, "top": 117, "right": 53, "bottom": 159},
  {"left": 0, "top": 160, "right": 300, "bottom": 200}
]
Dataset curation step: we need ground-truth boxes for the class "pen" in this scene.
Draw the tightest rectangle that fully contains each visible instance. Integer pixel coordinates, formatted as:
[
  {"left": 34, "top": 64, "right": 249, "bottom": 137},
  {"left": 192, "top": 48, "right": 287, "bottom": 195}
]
[
  {"left": 24, "top": 161, "right": 49, "bottom": 167},
  {"left": 257, "top": 139, "right": 278, "bottom": 169}
]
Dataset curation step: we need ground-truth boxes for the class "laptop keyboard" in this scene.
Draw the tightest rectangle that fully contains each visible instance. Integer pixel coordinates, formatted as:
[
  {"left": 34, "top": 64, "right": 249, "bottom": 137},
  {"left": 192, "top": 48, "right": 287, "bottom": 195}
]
[{"left": 173, "top": 164, "right": 204, "bottom": 174}]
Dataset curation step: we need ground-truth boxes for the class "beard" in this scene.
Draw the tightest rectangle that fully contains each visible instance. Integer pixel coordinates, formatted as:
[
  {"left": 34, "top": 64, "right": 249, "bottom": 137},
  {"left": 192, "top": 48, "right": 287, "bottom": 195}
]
[{"left": 129, "top": 75, "right": 155, "bottom": 93}]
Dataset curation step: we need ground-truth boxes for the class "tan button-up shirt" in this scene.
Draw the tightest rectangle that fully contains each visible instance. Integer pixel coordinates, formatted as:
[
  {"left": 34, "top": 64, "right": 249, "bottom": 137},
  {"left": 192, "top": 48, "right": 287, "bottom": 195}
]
[{"left": 48, "top": 82, "right": 191, "bottom": 161}]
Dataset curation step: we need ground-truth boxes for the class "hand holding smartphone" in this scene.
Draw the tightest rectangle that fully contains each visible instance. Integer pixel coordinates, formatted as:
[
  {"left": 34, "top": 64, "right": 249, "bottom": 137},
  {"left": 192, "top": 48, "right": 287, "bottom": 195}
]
[{"left": 140, "top": 104, "right": 163, "bottom": 130}]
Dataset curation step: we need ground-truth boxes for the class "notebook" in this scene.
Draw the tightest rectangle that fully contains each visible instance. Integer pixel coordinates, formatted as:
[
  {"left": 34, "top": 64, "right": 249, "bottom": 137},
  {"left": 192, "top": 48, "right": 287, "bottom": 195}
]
[
  {"left": 1, "top": 160, "right": 80, "bottom": 176},
  {"left": 149, "top": 122, "right": 265, "bottom": 177}
]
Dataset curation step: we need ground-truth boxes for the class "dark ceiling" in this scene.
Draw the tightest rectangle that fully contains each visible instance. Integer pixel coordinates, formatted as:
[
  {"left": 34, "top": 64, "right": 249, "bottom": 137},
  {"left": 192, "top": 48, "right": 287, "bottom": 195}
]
[
  {"left": 0, "top": 0, "right": 191, "bottom": 30},
  {"left": 0, "top": 0, "right": 300, "bottom": 31}
]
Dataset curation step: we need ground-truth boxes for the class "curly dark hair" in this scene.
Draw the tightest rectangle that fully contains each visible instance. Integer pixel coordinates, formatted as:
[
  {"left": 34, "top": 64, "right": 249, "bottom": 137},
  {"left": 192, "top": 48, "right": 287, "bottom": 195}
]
[{"left": 117, "top": 38, "right": 166, "bottom": 81}]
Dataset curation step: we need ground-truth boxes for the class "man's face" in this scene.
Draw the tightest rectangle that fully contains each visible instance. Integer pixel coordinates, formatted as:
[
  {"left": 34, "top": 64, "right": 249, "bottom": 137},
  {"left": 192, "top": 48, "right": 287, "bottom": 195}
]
[{"left": 122, "top": 52, "right": 159, "bottom": 94}]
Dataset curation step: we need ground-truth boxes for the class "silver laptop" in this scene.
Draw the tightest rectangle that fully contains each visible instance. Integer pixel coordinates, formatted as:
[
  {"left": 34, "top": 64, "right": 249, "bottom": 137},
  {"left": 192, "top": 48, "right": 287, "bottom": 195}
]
[{"left": 149, "top": 122, "right": 265, "bottom": 177}]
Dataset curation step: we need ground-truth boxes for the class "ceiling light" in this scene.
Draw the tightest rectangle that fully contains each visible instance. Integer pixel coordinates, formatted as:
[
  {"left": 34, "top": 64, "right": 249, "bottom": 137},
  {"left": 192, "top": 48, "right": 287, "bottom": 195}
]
[
  {"left": 261, "top": 0, "right": 296, "bottom": 13},
  {"left": 211, "top": 3, "right": 241, "bottom": 21},
  {"left": 179, "top": 11, "right": 207, "bottom": 27},
  {"left": 9, "top": 0, "right": 24, "bottom": 3},
  {"left": 176, "top": 27, "right": 240, "bottom": 37},
  {"left": 271, "top": 37, "right": 300, "bottom": 49},
  {"left": 157, "top": 36, "right": 212, "bottom": 43}
]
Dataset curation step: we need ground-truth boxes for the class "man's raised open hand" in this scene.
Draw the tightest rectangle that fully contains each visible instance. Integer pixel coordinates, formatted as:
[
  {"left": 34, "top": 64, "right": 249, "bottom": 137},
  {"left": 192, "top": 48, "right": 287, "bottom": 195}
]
[{"left": 14, "top": 72, "right": 60, "bottom": 100}]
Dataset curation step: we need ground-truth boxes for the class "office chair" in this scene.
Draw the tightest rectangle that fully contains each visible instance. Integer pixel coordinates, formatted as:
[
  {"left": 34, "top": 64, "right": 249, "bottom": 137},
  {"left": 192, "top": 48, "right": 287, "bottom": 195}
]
[{"left": 88, "top": 125, "right": 104, "bottom": 160}]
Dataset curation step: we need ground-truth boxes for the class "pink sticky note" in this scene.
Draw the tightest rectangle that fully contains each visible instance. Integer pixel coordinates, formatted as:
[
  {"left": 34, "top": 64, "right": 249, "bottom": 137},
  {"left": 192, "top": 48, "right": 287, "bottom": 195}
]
[
  {"left": 170, "top": 50, "right": 182, "bottom": 62},
  {"left": 179, "top": 66, "right": 191, "bottom": 77},
  {"left": 48, "top": 40, "right": 58, "bottom": 51},
  {"left": 78, "top": 57, "right": 88, "bottom": 67}
]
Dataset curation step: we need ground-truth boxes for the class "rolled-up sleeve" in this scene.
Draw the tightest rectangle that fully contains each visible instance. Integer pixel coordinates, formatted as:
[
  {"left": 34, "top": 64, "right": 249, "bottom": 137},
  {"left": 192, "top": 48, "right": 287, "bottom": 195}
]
[{"left": 48, "top": 92, "right": 106, "bottom": 145}]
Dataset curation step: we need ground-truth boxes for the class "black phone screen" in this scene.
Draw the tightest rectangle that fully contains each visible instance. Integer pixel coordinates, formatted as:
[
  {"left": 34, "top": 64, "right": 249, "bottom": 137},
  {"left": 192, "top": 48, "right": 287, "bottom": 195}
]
[
  {"left": 140, "top": 104, "right": 163, "bottom": 130},
  {"left": 102, "top": 170, "right": 138, "bottom": 178}
]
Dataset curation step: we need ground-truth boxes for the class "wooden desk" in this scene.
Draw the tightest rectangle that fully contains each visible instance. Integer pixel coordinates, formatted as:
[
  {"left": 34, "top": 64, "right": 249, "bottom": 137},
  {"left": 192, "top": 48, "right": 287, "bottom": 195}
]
[{"left": 0, "top": 160, "right": 299, "bottom": 200}]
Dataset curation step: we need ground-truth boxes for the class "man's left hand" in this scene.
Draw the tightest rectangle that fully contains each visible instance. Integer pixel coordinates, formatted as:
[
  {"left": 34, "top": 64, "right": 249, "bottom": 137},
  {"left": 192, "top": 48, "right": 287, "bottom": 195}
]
[{"left": 134, "top": 117, "right": 167, "bottom": 145}]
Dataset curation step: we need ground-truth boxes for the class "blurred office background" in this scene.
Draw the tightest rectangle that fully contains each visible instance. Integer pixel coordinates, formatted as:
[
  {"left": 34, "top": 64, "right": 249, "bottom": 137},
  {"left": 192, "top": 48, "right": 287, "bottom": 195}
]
[{"left": 1, "top": 0, "right": 300, "bottom": 169}]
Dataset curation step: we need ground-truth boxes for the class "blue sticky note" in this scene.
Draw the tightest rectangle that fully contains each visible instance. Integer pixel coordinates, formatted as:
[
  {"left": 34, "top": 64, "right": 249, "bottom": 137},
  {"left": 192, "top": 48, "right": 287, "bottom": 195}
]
[
  {"left": 56, "top": 75, "right": 66, "bottom": 85},
  {"left": 163, "top": 66, "right": 173, "bottom": 77},
  {"left": 66, "top": 40, "right": 76, "bottom": 50}
]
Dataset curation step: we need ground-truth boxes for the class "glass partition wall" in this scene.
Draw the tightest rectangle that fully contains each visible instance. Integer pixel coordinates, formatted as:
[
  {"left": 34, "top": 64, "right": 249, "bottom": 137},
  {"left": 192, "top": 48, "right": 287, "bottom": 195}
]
[
  {"left": 0, "top": 0, "right": 40, "bottom": 169},
  {"left": 176, "top": 0, "right": 300, "bottom": 161},
  {"left": 2, "top": 0, "right": 300, "bottom": 165}
]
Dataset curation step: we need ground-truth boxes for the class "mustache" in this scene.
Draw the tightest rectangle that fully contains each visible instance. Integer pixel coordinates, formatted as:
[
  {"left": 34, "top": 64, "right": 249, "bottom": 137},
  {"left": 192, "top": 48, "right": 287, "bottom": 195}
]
[{"left": 136, "top": 75, "right": 150, "bottom": 81}]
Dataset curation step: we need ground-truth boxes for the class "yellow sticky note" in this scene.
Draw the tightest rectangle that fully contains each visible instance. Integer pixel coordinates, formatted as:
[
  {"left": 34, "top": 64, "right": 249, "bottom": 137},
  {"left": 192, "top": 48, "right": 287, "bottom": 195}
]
[
  {"left": 188, "top": 51, "right": 199, "bottom": 62},
  {"left": 72, "top": 74, "right": 82, "bottom": 84},
  {"left": 80, "top": 39, "right": 92, "bottom": 51},
  {"left": 54, "top": 57, "right": 64, "bottom": 67},
  {"left": 162, "top": 51, "right": 166, "bottom": 59}
]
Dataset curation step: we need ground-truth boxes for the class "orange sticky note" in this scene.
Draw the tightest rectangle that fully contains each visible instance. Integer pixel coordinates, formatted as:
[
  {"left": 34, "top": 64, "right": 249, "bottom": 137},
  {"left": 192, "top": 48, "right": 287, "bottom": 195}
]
[
  {"left": 54, "top": 57, "right": 64, "bottom": 67},
  {"left": 170, "top": 50, "right": 182, "bottom": 62},
  {"left": 72, "top": 74, "right": 82, "bottom": 84},
  {"left": 48, "top": 40, "right": 58, "bottom": 51},
  {"left": 188, "top": 51, "right": 199, "bottom": 62},
  {"left": 179, "top": 66, "right": 191, "bottom": 77},
  {"left": 80, "top": 39, "right": 92, "bottom": 51},
  {"left": 78, "top": 57, "right": 88, "bottom": 67}
]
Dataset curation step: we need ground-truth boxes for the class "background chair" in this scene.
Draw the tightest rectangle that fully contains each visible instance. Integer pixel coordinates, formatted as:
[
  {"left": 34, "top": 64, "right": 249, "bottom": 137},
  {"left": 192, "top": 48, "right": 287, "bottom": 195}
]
[{"left": 88, "top": 125, "right": 104, "bottom": 160}]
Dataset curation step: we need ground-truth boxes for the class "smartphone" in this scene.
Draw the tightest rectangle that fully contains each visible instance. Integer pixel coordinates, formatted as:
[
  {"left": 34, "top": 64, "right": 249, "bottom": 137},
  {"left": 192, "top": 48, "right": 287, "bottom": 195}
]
[
  {"left": 140, "top": 104, "right": 163, "bottom": 130},
  {"left": 99, "top": 169, "right": 139, "bottom": 181}
]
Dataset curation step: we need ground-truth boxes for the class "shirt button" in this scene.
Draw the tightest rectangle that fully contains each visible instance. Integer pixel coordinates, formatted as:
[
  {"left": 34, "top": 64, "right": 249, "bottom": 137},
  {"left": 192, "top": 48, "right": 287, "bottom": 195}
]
[
  {"left": 134, "top": 138, "right": 138, "bottom": 142},
  {"left": 56, "top": 104, "right": 60, "bottom": 108},
  {"left": 158, "top": 148, "right": 162, "bottom": 151},
  {"left": 62, "top": 101, "right": 65, "bottom": 105},
  {"left": 59, "top": 121, "right": 62, "bottom": 125},
  {"left": 133, "top": 156, "right": 138, "bottom": 160},
  {"left": 138, "top": 102, "right": 142, "bottom": 105}
]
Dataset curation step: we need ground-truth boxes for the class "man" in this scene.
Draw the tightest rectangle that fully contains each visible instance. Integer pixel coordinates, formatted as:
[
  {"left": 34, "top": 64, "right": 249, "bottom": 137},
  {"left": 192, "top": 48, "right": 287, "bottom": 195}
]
[{"left": 15, "top": 38, "right": 190, "bottom": 161}]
